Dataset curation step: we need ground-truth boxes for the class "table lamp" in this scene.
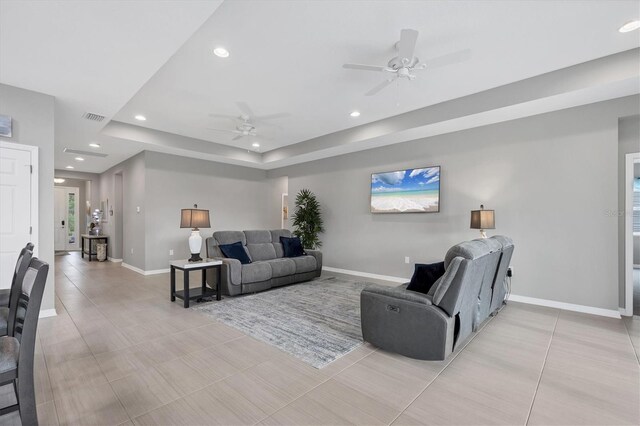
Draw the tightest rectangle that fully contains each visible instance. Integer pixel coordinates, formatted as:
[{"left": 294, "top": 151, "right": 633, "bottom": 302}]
[
  {"left": 180, "top": 204, "right": 210, "bottom": 262},
  {"left": 470, "top": 204, "right": 495, "bottom": 238}
]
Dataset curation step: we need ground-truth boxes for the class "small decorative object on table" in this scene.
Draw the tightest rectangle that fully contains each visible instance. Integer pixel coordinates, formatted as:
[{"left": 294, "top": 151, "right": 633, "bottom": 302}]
[
  {"left": 470, "top": 204, "right": 495, "bottom": 238},
  {"left": 180, "top": 204, "right": 211, "bottom": 262}
]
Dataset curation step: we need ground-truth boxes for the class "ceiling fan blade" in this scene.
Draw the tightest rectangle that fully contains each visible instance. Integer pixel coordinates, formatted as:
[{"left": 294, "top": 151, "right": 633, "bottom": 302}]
[
  {"left": 236, "top": 101, "right": 255, "bottom": 118},
  {"left": 343, "top": 63, "right": 387, "bottom": 72},
  {"left": 206, "top": 127, "right": 240, "bottom": 134},
  {"left": 423, "top": 49, "right": 471, "bottom": 69},
  {"left": 208, "top": 113, "right": 237, "bottom": 121},
  {"left": 253, "top": 112, "right": 291, "bottom": 121},
  {"left": 232, "top": 134, "right": 245, "bottom": 141},
  {"left": 365, "top": 79, "right": 395, "bottom": 96},
  {"left": 397, "top": 29, "right": 419, "bottom": 63}
]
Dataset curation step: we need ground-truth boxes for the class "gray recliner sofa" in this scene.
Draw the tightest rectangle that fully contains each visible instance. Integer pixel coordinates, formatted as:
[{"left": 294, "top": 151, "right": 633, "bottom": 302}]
[
  {"left": 205, "top": 229, "right": 322, "bottom": 296},
  {"left": 360, "top": 236, "right": 513, "bottom": 360}
]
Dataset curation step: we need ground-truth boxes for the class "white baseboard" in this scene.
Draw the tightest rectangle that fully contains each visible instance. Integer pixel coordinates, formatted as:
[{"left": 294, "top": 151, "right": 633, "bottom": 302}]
[
  {"left": 108, "top": 257, "right": 123, "bottom": 263},
  {"left": 39, "top": 309, "right": 57, "bottom": 319},
  {"left": 620, "top": 307, "right": 633, "bottom": 317},
  {"left": 121, "top": 262, "right": 169, "bottom": 276},
  {"left": 322, "top": 266, "right": 407, "bottom": 283},
  {"left": 508, "top": 294, "right": 621, "bottom": 319}
]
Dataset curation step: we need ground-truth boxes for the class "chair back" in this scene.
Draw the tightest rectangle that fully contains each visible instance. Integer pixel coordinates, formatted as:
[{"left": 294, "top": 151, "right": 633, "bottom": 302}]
[{"left": 8, "top": 243, "right": 34, "bottom": 335}]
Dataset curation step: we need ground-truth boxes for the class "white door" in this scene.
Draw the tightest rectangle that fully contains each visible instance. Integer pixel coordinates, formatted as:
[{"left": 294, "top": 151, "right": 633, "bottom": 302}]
[
  {"left": 0, "top": 147, "right": 32, "bottom": 290},
  {"left": 54, "top": 186, "right": 79, "bottom": 251}
]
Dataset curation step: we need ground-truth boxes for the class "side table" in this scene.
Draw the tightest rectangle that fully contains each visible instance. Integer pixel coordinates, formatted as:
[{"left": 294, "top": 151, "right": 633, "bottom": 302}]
[
  {"left": 170, "top": 259, "right": 222, "bottom": 308},
  {"left": 81, "top": 234, "right": 108, "bottom": 262}
]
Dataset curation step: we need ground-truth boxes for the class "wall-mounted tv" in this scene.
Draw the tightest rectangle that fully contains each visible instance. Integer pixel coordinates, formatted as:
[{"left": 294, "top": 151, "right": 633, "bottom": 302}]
[{"left": 370, "top": 166, "right": 440, "bottom": 213}]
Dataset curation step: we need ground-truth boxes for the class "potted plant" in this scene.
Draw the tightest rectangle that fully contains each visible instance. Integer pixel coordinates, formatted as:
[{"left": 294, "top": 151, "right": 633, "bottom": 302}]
[{"left": 292, "top": 189, "right": 324, "bottom": 249}]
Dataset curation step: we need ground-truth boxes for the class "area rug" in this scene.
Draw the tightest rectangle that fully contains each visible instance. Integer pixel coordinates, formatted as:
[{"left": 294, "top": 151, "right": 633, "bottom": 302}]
[{"left": 193, "top": 276, "right": 371, "bottom": 368}]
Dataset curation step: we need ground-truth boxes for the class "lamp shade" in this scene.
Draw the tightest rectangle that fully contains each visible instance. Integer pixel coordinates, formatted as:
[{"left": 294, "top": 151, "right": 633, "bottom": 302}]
[
  {"left": 470, "top": 207, "right": 495, "bottom": 230},
  {"left": 180, "top": 208, "right": 210, "bottom": 229}
]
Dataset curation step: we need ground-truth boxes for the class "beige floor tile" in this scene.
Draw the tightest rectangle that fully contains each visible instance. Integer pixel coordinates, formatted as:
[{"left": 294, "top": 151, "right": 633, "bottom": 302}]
[
  {"left": 206, "top": 336, "right": 284, "bottom": 370},
  {"left": 180, "top": 345, "right": 240, "bottom": 382},
  {"left": 35, "top": 350, "right": 54, "bottom": 404},
  {"left": 95, "top": 347, "right": 157, "bottom": 382},
  {"left": 154, "top": 358, "right": 216, "bottom": 395},
  {"left": 42, "top": 335, "right": 93, "bottom": 365},
  {"left": 132, "top": 398, "right": 206, "bottom": 426},
  {"left": 110, "top": 367, "right": 182, "bottom": 418},
  {"left": 333, "top": 350, "right": 445, "bottom": 411},
  {"left": 184, "top": 379, "right": 272, "bottom": 425},
  {"left": 55, "top": 382, "right": 129, "bottom": 426},
  {"left": 320, "top": 342, "right": 376, "bottom": 377},
  {"left": 37, "top": 400, "right": 60, "bottom": 426},
  {"left": 391, "top": 412, "right": 424, "bottom": 425},
  {"left": 81, "top": 327, "right": 133, "bottom": 355},
  {"left": 48, "top": 355, "right": 108, "bottom": 399}
]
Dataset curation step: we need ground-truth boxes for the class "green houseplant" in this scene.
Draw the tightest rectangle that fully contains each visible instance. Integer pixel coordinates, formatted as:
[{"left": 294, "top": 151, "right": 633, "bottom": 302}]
[{"left": 292, "top": 189, "right": 324, "bottom": 249}]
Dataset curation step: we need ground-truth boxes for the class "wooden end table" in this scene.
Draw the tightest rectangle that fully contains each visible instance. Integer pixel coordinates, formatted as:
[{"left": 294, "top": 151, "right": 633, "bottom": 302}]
[
  {"left": 81, "top": 234, "right": 108, "bottom": 262},
  {"left": 170, "top": 259, "right": 222, "bottom": 308}
]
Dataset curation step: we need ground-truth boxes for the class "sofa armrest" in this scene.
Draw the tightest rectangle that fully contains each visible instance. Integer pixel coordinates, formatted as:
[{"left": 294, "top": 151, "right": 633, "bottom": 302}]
[
  {"left": 305, "top": 249, "right": 322, "bottom": 276},
  {"left": 361, "top": 283, "right": 433, "bottom": 306},
  {"left": 206, "top": 257, "right": 242, "bottom": 296}
]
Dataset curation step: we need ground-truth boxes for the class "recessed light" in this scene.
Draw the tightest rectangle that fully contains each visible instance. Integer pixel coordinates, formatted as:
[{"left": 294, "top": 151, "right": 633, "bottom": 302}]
[
  {"left": 89, "top": 143, "right": 100, "bottom": 148},
  {"left": 213, "top": 47, "right": 229, "bottom": 58},
  {"left": 134, "top": 115, "right": 146, "bottom": 121},
  {"left": 54, "top": 178, "right": 66, "bottom": 184},
  {"left": 619, "top": 20, "right": 640, "bottom": 33},
  {"left": 350, "top": 111, "right": 361, "bottom": 117},
  {"left": 65, "top": 165, "right": 74, "bottom": 169},
  {"left": 74, "top": 157, "right": 84, "bottom": 162},
  {"left": 252, "top": 142, "right": 260, "bottom": 148}
]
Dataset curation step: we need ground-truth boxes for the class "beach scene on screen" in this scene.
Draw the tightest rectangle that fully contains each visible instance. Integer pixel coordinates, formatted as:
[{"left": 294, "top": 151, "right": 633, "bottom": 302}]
[{"left": 371, "top": 166, "right": 440, "bottom": 213}]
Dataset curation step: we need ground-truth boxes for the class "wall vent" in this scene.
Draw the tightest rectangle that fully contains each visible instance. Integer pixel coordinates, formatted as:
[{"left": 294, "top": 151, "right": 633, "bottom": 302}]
[{"left": 82, "top": 112, "right": 106, "bottom": 122}]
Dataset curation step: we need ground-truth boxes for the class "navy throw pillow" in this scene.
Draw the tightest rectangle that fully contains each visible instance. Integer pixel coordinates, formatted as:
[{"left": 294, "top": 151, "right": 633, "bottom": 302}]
[
  {"left": 280, "top": 236, "right": 306, "bottom": 258},
  {"left": 219, "top": 241, "right": 251, "bottom": 264},
  {"left": 406, "top": 262, "right": 446, "bottom": 295}
]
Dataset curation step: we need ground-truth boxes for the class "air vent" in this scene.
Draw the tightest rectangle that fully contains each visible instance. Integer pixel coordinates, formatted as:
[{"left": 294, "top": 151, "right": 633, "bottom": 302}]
[
  {"left": 82, "top": 112, "right": 106, "bottom": 122},
  {"left": 63, "top": 148, "right": 108, "bottom": 158}
]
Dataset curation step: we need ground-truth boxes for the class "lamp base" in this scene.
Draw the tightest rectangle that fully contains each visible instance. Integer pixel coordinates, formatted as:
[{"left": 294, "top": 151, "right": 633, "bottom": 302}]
[
  {"left": 188, "top": 229, "right": 203, "bottom": 262},
  {"left": 479, "top": 230, "right": 488, "bottom": 239},
  {"left": 188, "top": 253, "right": 203, "bottom": 262}
]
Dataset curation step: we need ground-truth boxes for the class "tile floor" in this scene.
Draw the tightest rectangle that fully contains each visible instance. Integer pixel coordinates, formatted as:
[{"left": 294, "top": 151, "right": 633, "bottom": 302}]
[{"left": 0, "top": 252, "right": 638, "bottom": 425}]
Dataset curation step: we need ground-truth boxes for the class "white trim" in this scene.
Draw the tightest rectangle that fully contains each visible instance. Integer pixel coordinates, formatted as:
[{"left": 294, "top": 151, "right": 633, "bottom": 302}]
[
  {"left": 322, "top": 266, "right": 407, "bottom": 283},
  {"left": 508, "top": 294, "right": 621, "bottom": 319},
  {"left": 108, "top": 257, "right": 123, "bottom": 263},
  {"left": 39, "top": 309, "right": 57, "bottom": 319},
  {"left": 624, "top": 153, "right": 640, "bottom": 316},
  {"left": 0, "top": 141, "right": 39, "bottom": 260},
  {"left": 121, "top": 262, "right": 169, "bottom": 276}
]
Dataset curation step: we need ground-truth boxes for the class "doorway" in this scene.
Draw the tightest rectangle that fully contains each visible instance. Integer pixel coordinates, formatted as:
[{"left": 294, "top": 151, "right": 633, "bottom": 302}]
[
  {"left": 54, "top": 186, "right": 80, "bottom": 251},
  {"left": 625, "top": 153, "right": 640, "bottom": 316}
]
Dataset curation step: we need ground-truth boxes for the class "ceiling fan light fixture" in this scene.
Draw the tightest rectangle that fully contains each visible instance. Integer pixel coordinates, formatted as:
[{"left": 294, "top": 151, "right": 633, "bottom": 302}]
[
  {"left": 213, "top": 47, "right": 230, "bottom": 58},
  {"left": 350, "top": 111, "right": 361, "bottom": 117},
  {"left": 134, "top": 115, "right": 147, "bottom": 121},
  {"left": 619, "top": 20, "right": 640, "bottom": 32}
]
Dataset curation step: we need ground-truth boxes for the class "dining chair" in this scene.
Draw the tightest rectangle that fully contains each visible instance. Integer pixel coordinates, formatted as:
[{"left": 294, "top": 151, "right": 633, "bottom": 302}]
[{"left": 0, "top": 243, "right": 34, "bottom": 337}]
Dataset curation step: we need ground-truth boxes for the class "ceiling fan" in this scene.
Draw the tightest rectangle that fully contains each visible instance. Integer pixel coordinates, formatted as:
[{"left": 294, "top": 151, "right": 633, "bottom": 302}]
[
  {"left": 207, "top": 102, "right": 290, "bottom": 142},
  {"left": 343, "top": 29, "right": 470, "bottom": 96}
]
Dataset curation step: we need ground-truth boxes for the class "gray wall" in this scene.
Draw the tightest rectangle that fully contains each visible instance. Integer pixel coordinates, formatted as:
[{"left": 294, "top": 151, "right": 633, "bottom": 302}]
[
  {"left": 0, "top": 84, "right": 55, "bottom": 312},
  {"left": 270, "top": 96, "right": 639, "bottom": 311},
  {"left": 144, "top": 151, "right": 280, "bottom": 271},
  {"left": 618, "top": 115, "right": 640, "bottom": 305},
  {"left": 99, "top": 152, "right": 146, "bottom": 266}
]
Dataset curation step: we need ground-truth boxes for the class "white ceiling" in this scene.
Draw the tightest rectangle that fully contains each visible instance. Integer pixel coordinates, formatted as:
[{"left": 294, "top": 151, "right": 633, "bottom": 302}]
[
  {"left": 1, "top": 1, "right": 639, "bottom": 173},
  {"left": 0, "top": 0, "right": 223, "bottom": 172},
  {"left": 114, "top": 0, "right": 640, "bottom": 153}
]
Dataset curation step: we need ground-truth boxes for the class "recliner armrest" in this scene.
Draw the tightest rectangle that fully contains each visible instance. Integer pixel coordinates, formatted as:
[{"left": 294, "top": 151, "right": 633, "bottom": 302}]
[
  {"left": 361, "top": 283, "right": 433, "bottom": 306},
  {"left": 210, "top": 256, "right": 241, "bottom": 286}
]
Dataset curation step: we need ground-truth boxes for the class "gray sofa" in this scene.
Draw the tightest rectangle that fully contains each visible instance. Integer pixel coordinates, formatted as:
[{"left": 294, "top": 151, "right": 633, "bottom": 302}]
[
  {"left": 205, "top": 229, "right": 322, "bottom": 296},
  {"left": 360, "top": 236, "right": 513, "bottom": 360}
]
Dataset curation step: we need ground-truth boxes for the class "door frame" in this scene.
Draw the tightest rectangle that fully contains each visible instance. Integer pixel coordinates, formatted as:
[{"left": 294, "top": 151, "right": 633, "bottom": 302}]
[
  {"left": 54, "top": 186, "right": 80, "bottom": 251},
  {"left": 0, "top": 141, "right": 39, "bottom": 258},
  {"left": 624, "top": 152, "right": 640, "bottom": 316}
]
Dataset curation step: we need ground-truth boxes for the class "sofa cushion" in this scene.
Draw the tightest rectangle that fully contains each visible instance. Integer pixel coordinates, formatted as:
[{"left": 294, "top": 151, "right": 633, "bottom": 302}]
[
  {"left": 407, "top": 262, "right": 445, "bottom": 295},
  {"left": 270, "top": 229, "right": 292, "bottom": 258},
  {"left": 241, "top": 262, "right": 272, "bottom": 284},
  {"left": 246, "top": 243, "right": 277, "bottom": 262},
  {"left": 281, "top": 236, "right": 305, "bottom": 258},
  {"left": 244, "top": 230, "right": 272, "bottom": 244},
  {"left": 214, "top": 231, "right": 246, "bottom": 246},
  {"left": 265, "top": 258, "right": 296, "bottom": 278},
  {"left": 219, "top": 241, "right": 252, "bottom": 265},
  {"left": 292, "top": 255, "right": 317, "bottom": 274}
]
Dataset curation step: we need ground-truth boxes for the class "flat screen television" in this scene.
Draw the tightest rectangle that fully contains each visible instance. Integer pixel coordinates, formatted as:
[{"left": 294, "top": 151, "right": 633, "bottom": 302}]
[{"left": 370, "top": 166, "right": 440, "bottom": 213}]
